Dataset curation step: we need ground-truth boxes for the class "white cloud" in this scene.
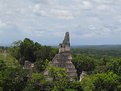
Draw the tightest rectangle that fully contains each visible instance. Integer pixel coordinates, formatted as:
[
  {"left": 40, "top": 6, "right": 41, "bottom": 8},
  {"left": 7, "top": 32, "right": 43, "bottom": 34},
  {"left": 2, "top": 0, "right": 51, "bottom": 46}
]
[
  {"left": 49, "top": 9, "right": 74, "bottom": 19},
  {"left": 97, "top": 5, "right": 109, "bottom": 11},
  {"left": 82, "top": 1, "right": 92, "bottom": 9},
  {"left": 0, "top": 20, "right": 6, "bottom": 28},
  {"left": 33, "top": 3, "right": 74, "bottom": 20},
  {"left": 0, "top": 0, "right": 121, "bottom": 45}
]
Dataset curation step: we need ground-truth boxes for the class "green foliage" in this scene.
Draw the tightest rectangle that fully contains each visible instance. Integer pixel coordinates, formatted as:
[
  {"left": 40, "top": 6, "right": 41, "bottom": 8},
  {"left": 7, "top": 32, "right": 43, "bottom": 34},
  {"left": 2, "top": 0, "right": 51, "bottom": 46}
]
[
  {"left": 0, "top": 67, "right": 28, "bottom": 91},
  {"left": 0, "top": 60, "right": 7, "bottom": 71},
  {"left": 10, "top": 38, "right": 57, "bottom": 72},
  {"left": 31, "top": 73, "right": 46, "bottom": 86},
  {"left": 81, "top": 77, "right": 94, "bottom": 91},
  {"left": 19, "top": 38, "right": 36, "bottom": 64},
  {"left": 92, "top": 72, "right": 119, "bottom": 91},
  {"left": 93, "top": 57, "right": 110, "bottom": 73},
  {"left": 107, "top": 58, "right": 121, "bottom": 75},
  {"left": 2, "top": 40, "right": 121, "bottom": 91},
  {"left": 73, "top": 48, "right": 121, "bottom": 91},
  {"left": 0, "top": 51, "right": 19, "bottom": 68},
  {"left": 48, "top": 66, "right": 69, "bottom": 91},
  {"left": 81, "top": 72, "right": 119, "bottom": 91},
  {"left": 72, "top": 55, "right": 96, "bottom": 78},
  {"left": 117, "top": 85, "right": 121, "bottom": 91},
  {"left": 24, "top": 73, "right": 47, "bottom": 91},
  {"left": 34, "top": 59, "right": 49, "bottom": 72},
  {"left": 67, "top": 81, "right": 83, "bottom": 91},
  {"left": 10, "top": 40, "right": 22, "bottom": 60},
  {"left": 72, "top": 46, "right": 121, "bottom": 58},
  {"left": 65, "top": 89, "right": 77, "bottom": 91}
]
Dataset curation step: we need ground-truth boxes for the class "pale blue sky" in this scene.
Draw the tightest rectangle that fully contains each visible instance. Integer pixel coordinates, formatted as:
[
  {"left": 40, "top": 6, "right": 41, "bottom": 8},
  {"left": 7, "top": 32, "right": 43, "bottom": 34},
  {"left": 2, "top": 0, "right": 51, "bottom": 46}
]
[{"left": 0, "top": 0, "right": 121, "bottom": 45}]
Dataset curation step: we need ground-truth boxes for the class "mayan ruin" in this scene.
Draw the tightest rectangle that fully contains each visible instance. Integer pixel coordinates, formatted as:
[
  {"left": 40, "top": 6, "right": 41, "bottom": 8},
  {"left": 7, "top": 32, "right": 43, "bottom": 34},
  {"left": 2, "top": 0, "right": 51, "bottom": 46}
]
[{"left": 50, "top": 32, "right": 77, "bottom": 80}]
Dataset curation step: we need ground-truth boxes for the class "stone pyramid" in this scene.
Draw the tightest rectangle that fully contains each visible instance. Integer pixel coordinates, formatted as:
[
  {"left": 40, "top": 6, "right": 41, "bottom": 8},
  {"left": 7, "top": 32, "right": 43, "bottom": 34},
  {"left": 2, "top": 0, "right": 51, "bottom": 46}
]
[{"left": 51, "top": 32, "right": 77, "bottom": 80}]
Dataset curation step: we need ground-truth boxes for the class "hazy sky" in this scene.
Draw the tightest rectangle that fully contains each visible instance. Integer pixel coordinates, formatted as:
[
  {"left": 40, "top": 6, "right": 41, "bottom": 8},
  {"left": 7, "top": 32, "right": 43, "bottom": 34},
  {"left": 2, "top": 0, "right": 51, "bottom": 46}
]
[{"left": 0, "top": 0, "right": 121, "bottom": 45}]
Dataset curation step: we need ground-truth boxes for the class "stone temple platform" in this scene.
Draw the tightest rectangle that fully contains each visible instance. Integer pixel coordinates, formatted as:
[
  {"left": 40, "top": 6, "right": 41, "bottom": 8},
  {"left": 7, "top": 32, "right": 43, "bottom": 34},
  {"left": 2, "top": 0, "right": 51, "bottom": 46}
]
[{"left": 44, "top": 32, "right": 77, "bottom": 81}]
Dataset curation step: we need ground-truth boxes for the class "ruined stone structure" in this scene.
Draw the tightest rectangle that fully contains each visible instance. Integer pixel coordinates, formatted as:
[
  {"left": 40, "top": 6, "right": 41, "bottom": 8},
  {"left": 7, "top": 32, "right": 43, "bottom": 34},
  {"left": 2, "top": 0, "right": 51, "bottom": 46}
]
[
  {"left": 23, "top": 60, "right": 34, "bottom": 69},
  {"left": 51, "top": 32, "right": 77, "bottom": 80},
  {"left": 23, "top": 60, "right": 34, "bottom": 77},
  {"left": 79, "top": 71, "right": 87, "bottom": 81}
]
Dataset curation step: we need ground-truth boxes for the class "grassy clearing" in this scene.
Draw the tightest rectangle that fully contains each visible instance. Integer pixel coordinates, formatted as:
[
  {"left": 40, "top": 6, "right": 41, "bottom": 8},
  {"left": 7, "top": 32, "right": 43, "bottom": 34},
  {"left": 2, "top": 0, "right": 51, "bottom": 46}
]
[{"left": 0, "top": 51, "right": 20, "bottom": 68}]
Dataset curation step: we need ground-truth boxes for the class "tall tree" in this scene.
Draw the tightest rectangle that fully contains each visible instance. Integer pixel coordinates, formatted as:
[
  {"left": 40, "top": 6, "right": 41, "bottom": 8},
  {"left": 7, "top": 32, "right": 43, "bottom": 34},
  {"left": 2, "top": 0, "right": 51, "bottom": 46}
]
[
  {"left": 10, "top": 38, "right": 57, "bottom": 70},
  {"left": 48, "top": 66, "right": 69, "bottom": 91}
]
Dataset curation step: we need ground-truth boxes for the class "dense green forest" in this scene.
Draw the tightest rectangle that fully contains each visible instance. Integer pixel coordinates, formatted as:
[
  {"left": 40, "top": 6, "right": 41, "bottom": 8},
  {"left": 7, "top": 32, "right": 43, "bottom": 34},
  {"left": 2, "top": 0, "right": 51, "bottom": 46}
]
[{"left": 0, "top": 38, "right": 121, "bottom": 91}]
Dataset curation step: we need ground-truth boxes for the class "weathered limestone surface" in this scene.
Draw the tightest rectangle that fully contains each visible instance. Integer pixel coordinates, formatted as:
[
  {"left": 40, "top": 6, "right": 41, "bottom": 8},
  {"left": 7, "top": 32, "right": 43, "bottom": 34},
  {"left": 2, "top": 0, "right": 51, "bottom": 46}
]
[
  {"left": 51, "top": 32, "right": 77, "bottom": 80},
  {"left": 23, "top": 60, "right": 34, "bottom": 77},
  {"left": 79, "top": 71, "right": 87, "bottom": 81}
]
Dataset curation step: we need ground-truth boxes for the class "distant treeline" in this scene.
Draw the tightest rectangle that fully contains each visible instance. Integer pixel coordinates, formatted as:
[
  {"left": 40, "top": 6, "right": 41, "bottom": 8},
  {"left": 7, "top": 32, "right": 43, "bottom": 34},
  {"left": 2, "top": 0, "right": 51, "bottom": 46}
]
[
  {"left": 0, "top": 46, "right": 9, "bottom": 49},
  {"left": 72, "top": 45, "right": 121, "bottom": 58},
  {"left": 72, "top": 45, "right": 121, "bottom": 49}
]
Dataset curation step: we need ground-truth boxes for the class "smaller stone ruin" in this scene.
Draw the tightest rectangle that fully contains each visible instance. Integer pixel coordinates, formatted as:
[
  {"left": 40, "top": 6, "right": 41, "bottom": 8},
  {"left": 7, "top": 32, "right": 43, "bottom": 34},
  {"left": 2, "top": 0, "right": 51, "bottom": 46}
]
[
  {"left": 23, "top": 60, "right": 34, "bottom": 76},
  {"left": 79, "top": 71, "right": 87, "bottom": 81}
]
